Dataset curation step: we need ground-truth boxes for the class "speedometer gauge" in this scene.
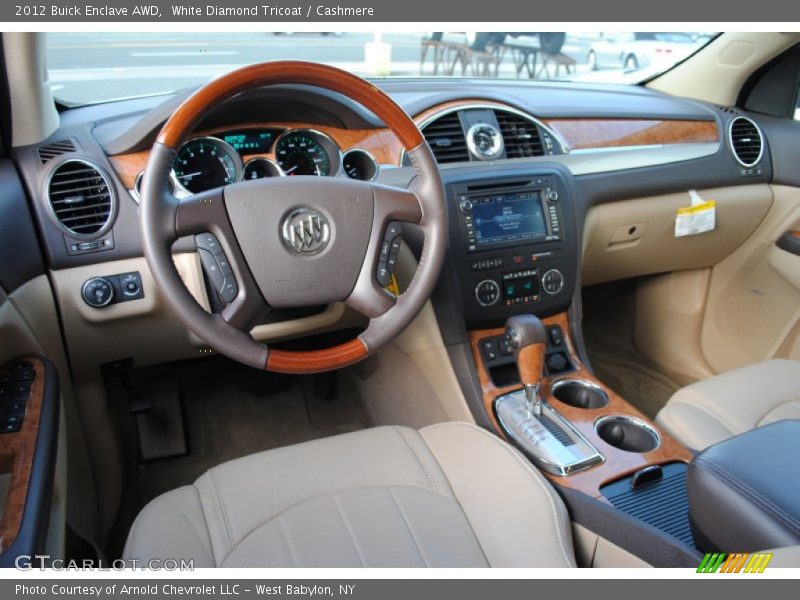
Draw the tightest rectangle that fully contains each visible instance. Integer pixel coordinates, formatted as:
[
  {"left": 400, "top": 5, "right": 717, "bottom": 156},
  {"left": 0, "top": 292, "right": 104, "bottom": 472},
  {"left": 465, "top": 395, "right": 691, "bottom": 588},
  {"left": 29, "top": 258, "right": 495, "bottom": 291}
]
[
  {"left": 274, "top": 130, "right": 339, "bottom": 177},
  {"left": 173, "top": 137, "right": 242, "bottom": 194}
]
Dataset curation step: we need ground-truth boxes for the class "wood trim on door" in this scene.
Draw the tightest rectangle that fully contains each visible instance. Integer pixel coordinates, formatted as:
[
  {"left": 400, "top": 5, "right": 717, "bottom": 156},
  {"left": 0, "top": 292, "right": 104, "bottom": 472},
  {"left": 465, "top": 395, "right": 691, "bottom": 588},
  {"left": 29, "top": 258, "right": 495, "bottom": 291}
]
[{"left": 0, "top": 357, "right": 45, "bottom": 552}]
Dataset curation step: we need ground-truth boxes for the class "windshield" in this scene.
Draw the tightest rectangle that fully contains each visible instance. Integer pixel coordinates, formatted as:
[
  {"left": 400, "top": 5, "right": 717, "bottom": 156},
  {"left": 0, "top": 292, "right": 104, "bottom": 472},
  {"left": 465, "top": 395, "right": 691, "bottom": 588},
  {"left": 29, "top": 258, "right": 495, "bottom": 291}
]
[{"left": 47, "top": 31, "right": 718, "bottom": 106}]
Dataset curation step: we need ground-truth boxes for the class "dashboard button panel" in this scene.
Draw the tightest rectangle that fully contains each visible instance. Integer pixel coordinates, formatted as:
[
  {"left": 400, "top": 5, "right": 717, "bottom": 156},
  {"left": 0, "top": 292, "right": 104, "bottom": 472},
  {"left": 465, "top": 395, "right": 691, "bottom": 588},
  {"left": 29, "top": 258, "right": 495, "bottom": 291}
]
[
  {"left": 444, "top": 169, "right": 578, "bottom": 324},
  {"left": 81, "top": 271, "right": 145, "bottom": 308}
]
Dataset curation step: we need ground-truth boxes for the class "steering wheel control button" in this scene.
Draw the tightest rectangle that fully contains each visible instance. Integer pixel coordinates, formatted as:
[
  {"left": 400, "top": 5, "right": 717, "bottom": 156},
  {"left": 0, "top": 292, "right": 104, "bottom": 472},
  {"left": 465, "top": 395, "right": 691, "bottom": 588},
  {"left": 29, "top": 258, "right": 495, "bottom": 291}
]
[
  {"left": 81, "top": 277, "right": 114, "bottom": 308},
  {"left": 377, "top": 222, "right": 404, "bottom": 289},
  {"left": 542, "top": 269, "right": 565, "bottom": 295},
  {"left": 475, "top": 279, "right": 500, "bottom": 306},
  {"left": 376, "top": 263, "right": 392, "bottom": 287},
  {"left": 198, "top": 249, "right": 224, "bottom": 289},
  {"left": 196, "top": 233, "right": 239, "bottom": 304},
  {"left": 219, "top": 280, "right": 238, "bottom": 303},
  {"left": 195, "top": 233, "right": 222, "bottom": 254}
]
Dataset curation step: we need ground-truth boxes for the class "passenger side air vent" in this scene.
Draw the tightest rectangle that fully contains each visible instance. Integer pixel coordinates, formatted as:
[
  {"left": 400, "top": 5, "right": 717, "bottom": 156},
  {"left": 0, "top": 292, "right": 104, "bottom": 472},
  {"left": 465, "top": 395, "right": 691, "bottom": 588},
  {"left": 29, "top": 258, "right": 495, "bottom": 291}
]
[
  {"left": 38, "top": 139, "right": 77, "bottom": 164},
  {"left": 728, "top": 116, "right": 763, "bottom": 167},
  {"left": 494, "top": 110, "right": 545, "bottom": 158},
  {"left": 421, "top": 112, "right": 469, "bottom": 163},
  {"left": 47, "top": 159, "right": 115, "bottom": 238}
]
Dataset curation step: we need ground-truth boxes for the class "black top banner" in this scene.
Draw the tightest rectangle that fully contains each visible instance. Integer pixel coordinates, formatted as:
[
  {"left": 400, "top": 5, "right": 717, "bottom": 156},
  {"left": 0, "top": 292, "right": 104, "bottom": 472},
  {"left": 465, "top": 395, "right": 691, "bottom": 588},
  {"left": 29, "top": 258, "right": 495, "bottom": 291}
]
[{"left": 3, "top": 0, "right": 800, "bottom": 22}]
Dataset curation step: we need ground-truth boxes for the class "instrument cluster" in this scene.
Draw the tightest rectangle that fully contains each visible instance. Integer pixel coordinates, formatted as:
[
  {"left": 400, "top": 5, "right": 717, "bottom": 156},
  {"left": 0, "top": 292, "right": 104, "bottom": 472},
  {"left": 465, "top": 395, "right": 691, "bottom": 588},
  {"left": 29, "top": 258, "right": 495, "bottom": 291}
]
[{"left": 169, "top": 127, "right": 379, "bottom": 195}]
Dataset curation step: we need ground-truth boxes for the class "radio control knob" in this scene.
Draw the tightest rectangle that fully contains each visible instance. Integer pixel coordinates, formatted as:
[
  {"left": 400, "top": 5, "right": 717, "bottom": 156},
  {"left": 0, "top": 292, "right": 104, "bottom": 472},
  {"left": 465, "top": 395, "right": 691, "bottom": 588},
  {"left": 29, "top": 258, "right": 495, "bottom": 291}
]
[
  {"left": 475, "top": 279, "right": 500, "bottom": 306},
  {"left": 82, "top": 277, "right": 115, "bottom": 308},
  {"left": 460, "top": 199, "right": 473, "bottom": 213},
  {"left": 547, "top": 190, "right": 559, "bottom": 202}
]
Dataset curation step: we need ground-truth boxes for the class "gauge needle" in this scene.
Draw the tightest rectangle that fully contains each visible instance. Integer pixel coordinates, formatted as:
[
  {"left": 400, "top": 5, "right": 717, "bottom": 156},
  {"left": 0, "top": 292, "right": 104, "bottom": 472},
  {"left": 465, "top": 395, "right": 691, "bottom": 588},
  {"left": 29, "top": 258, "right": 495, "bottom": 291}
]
[
  {"left": 178, "top": 171, "right": 202, "bottom": 180},
  {"left": 284, "top": 165, "right": 298, "bottom": 175}
]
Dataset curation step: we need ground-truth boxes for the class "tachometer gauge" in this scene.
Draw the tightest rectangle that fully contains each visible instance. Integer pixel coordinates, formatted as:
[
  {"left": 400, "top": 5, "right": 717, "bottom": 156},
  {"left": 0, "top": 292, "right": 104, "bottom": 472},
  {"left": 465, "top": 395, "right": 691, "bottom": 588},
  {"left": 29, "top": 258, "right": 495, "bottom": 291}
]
[
  {"left": 173, "top": 137, "right": 242, "bottom": 194},
  {"left": 274, "top": 130, "right": 339, "bottom": 177}
]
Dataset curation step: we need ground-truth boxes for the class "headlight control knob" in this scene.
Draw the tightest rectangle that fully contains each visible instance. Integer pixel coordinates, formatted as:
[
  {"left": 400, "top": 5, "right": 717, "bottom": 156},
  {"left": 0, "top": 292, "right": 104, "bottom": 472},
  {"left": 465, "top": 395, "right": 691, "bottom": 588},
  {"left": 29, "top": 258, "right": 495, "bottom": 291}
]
[{"left": 82, "top": 277, "right": 114, "bottom": 308}]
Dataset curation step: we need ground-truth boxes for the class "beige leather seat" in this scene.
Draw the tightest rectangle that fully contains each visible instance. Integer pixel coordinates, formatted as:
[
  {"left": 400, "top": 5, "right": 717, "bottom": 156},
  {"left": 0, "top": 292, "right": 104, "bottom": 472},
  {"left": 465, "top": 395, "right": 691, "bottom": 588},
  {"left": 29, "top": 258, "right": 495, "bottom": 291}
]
[
  {"left": 656, "top": 359, "right": 800, "bottom": 451},
  {"left": 124, "top": 422, "right": 576, "bottom": 567}
]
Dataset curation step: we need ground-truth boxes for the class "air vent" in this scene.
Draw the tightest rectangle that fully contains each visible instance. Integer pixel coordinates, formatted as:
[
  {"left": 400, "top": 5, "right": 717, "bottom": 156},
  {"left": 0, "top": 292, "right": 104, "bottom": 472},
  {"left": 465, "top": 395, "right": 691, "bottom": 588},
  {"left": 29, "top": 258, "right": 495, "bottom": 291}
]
[
  {"left": 494, "top": 110, "right": 545, "bottom": 158},
  {"left": 728, "top": 116, "right": 763, "bottom": 167},
  {"left": 421, "top": 112, "right": 469, "bottom": 163},
  {"left": 38, "top": 139, "right": 77, "bottom": 164},
  {"left": 47, "top": 159, "right": 115, "bottom": 238}
]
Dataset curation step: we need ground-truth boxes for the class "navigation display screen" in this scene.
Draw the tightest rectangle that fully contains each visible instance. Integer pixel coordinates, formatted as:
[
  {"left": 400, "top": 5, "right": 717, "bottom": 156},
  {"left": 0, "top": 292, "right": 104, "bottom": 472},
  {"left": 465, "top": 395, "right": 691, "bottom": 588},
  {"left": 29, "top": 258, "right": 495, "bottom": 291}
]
[{"left": 471, "top": 191, "right": 547, "bottom": 247}]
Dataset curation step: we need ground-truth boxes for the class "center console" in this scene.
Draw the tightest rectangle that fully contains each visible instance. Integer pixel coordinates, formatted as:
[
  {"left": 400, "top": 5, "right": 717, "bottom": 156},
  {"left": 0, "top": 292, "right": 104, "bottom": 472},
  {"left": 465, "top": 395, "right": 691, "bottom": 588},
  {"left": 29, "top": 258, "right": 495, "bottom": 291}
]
[
  {"left": 445, "top": 168, "right": 579, "bottom": 325},
  {"left": 437, "top": 167, "right": 702, "bottom": 565}
]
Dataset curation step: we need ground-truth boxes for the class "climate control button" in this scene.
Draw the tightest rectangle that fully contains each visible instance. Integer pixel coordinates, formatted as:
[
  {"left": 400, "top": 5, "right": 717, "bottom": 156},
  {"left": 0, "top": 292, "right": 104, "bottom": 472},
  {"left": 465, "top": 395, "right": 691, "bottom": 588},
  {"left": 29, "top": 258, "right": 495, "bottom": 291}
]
[
  {"left": 542, "top": 269, "right": 565, "bottom": 295},
  {"left": 475, "top": 279, "right": 500, "bottom": 306}
]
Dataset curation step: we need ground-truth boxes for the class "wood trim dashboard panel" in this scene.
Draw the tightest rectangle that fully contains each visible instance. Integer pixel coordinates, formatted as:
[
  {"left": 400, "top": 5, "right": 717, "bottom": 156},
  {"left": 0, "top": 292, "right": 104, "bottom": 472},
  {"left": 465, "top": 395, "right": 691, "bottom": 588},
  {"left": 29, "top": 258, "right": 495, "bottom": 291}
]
[
  {"left": 0, "top": 357, "right": 44, "bottom": 552},
  {"left": 543, "top": 118, "right": 719, "bottom": 150},
  {"left": 469, "top": 313, "right": 692, "bottom": 500},
  {"left": 108, "top": 99, "right": 719, "bottom": 190},
  {"left": 109, "top": 122, "right": 404, "bottom": 190}
]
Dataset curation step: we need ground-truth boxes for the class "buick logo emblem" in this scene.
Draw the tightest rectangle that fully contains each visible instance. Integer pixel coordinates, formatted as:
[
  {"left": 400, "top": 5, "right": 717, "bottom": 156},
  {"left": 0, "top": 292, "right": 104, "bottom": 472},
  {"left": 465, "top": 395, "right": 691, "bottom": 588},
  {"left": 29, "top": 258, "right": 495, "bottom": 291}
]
[{"left": 281, "top": 208, "right": 330, "bottom": 255}]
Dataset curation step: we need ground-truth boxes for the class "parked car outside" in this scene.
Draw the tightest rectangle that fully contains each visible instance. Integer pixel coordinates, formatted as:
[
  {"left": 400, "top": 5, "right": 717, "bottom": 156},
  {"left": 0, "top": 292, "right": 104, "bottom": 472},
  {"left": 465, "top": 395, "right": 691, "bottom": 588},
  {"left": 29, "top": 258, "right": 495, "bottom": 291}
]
[{"left": 587, "top": 32, "right": 701, "bottom": 71}]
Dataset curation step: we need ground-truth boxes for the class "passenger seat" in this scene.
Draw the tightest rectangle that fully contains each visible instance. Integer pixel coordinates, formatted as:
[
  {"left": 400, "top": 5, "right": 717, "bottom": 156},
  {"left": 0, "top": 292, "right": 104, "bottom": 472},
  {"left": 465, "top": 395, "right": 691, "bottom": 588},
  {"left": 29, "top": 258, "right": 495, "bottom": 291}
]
[{"left": 656, "top": 359, "right": 800, "bottom": 451}]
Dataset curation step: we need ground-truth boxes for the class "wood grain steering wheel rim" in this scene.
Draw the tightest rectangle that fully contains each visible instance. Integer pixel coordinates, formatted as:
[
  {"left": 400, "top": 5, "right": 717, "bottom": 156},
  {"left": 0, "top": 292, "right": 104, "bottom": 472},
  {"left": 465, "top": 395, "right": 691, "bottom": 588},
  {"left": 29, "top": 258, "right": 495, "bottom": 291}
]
[{"left": 140, "top": 61, "right": 446, "bottom": 374}]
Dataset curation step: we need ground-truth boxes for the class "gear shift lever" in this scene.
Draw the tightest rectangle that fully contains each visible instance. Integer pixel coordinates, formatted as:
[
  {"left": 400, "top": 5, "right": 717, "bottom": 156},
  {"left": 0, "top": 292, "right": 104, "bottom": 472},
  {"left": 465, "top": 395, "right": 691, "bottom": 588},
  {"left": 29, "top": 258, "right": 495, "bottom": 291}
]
[
  {"left": 505, "top": 315, "right": 547, "bottom": 417},
  {"left": 496, "top": 315, "right": 604, "bottom": 475}
]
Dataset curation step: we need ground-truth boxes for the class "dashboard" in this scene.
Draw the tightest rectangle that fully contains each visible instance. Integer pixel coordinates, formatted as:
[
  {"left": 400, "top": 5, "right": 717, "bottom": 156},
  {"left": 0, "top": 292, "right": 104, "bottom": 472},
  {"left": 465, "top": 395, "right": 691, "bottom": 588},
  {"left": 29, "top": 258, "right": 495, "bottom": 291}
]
[{"left": 7, "top": 75, "right": 780, "bottom": 388}]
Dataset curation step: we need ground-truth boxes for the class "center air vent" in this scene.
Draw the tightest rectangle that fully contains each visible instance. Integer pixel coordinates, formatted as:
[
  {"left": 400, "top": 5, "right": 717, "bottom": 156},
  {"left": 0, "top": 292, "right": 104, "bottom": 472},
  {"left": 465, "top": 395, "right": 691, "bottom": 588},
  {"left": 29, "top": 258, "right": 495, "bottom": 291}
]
[
  {"left": 494, "top": 110, "right": 545, "bottom": 158},
  {"left": 47, "top": 159, "right": 115, "bottom": 238},
  {"left": 728, "top": 116, "right": 763, "bottom": 167},
  {"left": 421, "top": 112, "right": 469, "bottom": 163}
]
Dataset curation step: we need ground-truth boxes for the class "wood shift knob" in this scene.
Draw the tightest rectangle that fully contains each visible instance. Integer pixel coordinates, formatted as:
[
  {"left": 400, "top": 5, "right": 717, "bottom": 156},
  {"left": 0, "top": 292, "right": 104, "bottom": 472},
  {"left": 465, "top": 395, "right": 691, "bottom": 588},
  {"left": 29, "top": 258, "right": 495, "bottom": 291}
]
[{"left": 506, "top": 315, "right": 547, "bottom": 387}]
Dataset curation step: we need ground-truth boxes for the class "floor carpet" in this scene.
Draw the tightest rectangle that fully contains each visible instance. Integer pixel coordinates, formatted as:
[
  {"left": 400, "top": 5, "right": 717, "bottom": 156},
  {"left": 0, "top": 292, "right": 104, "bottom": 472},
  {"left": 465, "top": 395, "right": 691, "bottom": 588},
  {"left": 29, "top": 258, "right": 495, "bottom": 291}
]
[
  {"left": 136, "top": 357, "right": 371, "bottom": 503},
  {"left": 582, "top": 281, "right": 682, "bottom": 419}
]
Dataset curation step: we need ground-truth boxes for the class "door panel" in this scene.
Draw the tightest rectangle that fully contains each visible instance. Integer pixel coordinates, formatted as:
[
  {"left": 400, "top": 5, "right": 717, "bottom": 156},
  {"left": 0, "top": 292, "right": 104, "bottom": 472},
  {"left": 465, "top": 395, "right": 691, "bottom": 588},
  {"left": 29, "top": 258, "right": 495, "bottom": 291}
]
[
  {"left": 0, "top": 158, "right": 95, "bottom": 558},
  {"left": 700, "top": 185, "right": 800, "bottom": 371}
]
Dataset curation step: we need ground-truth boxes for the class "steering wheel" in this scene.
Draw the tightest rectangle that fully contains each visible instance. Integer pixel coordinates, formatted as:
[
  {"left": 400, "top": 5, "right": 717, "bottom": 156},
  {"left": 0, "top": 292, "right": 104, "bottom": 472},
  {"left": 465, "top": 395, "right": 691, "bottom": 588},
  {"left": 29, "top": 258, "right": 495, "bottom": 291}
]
[{"left": 140, "top": 61, "right": 446, "bottom": 374}]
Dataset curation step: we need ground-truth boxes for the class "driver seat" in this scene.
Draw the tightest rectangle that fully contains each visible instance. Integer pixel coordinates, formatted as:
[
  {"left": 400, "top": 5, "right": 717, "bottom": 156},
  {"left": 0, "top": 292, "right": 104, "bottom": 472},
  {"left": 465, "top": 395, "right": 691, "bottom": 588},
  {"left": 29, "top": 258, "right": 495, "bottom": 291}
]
[{"left": 123, "top": 422, "right": 576, "bottom": 567}]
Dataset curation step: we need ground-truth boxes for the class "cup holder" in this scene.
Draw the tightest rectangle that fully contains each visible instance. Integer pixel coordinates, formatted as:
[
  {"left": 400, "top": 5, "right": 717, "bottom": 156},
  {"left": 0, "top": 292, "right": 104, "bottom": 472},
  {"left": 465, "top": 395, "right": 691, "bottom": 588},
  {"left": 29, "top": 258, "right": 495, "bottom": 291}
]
[
  {"left": 551, "top": 379, "right": 609, "bottom": 409},
  {"left": 595, "top": 416, "right": 661, "bottom": 453}
]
